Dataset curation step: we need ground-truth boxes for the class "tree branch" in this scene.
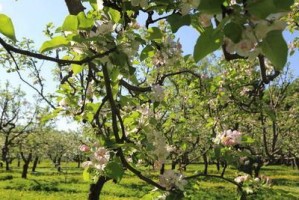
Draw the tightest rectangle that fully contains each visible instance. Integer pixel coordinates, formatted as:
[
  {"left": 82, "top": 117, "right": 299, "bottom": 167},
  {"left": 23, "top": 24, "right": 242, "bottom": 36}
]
[{"left": 0, "top": 37, "right": 116, "bottom": 66}]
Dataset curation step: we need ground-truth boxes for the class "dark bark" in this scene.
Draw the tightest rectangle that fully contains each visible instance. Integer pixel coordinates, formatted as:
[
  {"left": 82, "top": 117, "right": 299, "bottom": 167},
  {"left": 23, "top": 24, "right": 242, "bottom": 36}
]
[
  {"left": 203, "top": 153, "right": 208, "bottom": 175},
  {"left": 160, "top": 164, "right": 165, "bottom": 175},
  {"left": 221, "top": 161, "right": 227, "bottom": 177},
  {"left": 88, "top": 176, "right": 110, "bottom": 200},
  {"left": 21, "top": 152, "right": 32, "bottom": 179},
  {"left": 2, "top": 145, "right": 10, "bottom": 170},
  {"left": 17, "top": 156, "right": 21, "bottom": 167},
  {"left": 56, "top": 157, "right": 61, "bottom": 172},
  {"left": 5, "top": 159, "right": 10, "bottom": 171},
  {"left": 65, "top": 0, "right": 85, "bottom": 15},
  {"left": 32, "top": 156, "right": 39, "bottom": 172},
  {"left": 171, "top": 160, "right": 177, "bottom": 170},
  {"left": 77, "top": 159, "right": 81, "bottom": 168},
  {"left": 216, "top": 159, "right": 220, "bottom": 172}
]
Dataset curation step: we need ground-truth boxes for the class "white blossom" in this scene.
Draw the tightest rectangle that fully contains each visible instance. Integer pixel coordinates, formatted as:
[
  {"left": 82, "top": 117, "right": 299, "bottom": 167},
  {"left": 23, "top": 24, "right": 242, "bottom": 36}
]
[
  {"left": 159, "top": 170, "right": 188, "bottom": 190},
  {"left": 151, "top": 85, "right": 165, "bottom": 102}
]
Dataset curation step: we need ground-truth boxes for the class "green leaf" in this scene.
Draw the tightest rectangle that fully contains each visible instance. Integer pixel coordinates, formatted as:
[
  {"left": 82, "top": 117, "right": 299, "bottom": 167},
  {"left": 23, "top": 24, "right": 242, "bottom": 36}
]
[
  {"left": 88, "top": 0, "right": 98, "bottom": 10},
  {"left": 247, "top": 0, "right": 276, "bottom": 19},
  {"left": 146, "top": 27, "right": 163, "bottom": 40},
  {"left": 167, "top": 13, "right": 191, "bottom": 33},
  {"left": 62, "top": 15, "right": 78, "bottom": 32},
  {"left": 198, "top": 0, "right": 225, "bottom": 14},
  {"left": 214, "top": 146, "right": 221, "bottom": 159},
  {"left": 194, "top": 28, "right": 223, "bottom": 62},
  {"left": 223, "top": 22, "right": 242, "bottom": 43},
  {"left": 40, "top": 36, "right": 69, "bottom": 53},
  {"left": 77, "top": 12, "right": 94, "bottom": 30},
  {"left": 108, "top": 8, "right": 121, "bottom": 23},
  {"left": 261, "top": 30, "right": 288, "bottom": 70},
  {"left": 140, "top": 45, "right": 154, "bottom": 61},
  {"left": 110, "top": 67, "right": 120, "bottom": 82},
  {"left": 0, "top": 14, "right": 16, "bottom": 41},
  {"left": 104, "top": 161, "right": 124, "bottom": 182},
  {"left": 83, "top": 167, "right": 91, "bottom": 182},
  {"left": 71, "top": 64, "right": 83, "bottom": 74},
  {"left": 273, "top": 0, "right": 294, "bottom": 12}
]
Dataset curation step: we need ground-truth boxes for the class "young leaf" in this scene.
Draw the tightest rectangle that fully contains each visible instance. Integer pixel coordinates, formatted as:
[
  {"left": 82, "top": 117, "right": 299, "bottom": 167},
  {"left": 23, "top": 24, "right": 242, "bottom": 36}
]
[
  {"left": 194, "top": 28, "right": 223, "bottom": 62},
  {"left": 223, "top": 22, "right": 242, "bottom": 43},
  {"left": 104, "top": 161, "right": 124, "bottom": 182},
  {"left": 77, "top": 12, "right": 94, "bottom": 30},
  {"left": 273, "top": 0, "right": 294, "bottom": 12},
  {"left": 261, "top": 30, "right": 288, "bottom": 71},
  {"left": 108, "top": 8, "right": 121, "bottom": 23},
  {"left": 146, "top": 27, "right": 163, "bottom": 40},
  {"left": 62, "top": 15, "right": 78, "bottom": 32},
  {"left": 83, "top": 167, "right": 91, "bottom": 182},
  {"left": 198, "top": 0, "right": 225, "bottom": 14},
  {"left": 167, "top": 13, "right": 191, "bottom": 33},
  {"left": 247, "top": 0, "right": 276, "bottom": 19},
  {"left": 140, "top": 45, "right": 154, "bottom": 61},
  {"left": 71, "top": 64, "right": 84, "bottom": 74},
  {"left": 0, "top": 14, "right": 16, "bottom": 42},
  {"left": 40, "top": 36, "right": 69, "bottom": 53}
]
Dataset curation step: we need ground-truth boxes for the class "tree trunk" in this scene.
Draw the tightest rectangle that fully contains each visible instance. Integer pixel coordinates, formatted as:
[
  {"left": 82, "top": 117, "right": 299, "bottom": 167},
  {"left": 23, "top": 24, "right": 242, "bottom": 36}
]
[
  {"left": 221, "top": 161, "right": 227, "bottom": 177},
  {"left": 32, "top": 156, "right": 39, "bottom": 172},
  {"left": 17, "top": 156, "right": 21, "bottom": 167},
  {"left": 171, "top": 160, "right": 177, "bottom": 170},
  {"left": 2, "top": 145, "right": 10, "bottom": 170},
  {"left": 216, "top": 159, "right": 220, "bottom": 172},
  {"left": 88, "top": 176, "right": 109, "bottom": 200},
  {"left": 56, "top": 157, "right": 61, "bottom": 172},
  {"left": 5, "top": 160, "right": 10, "bottom": 171},
  {"left": 203, "top": 153, "right": 208, "bottom": 175},
  {"left": 160, "top": 163, "right": 165, "bottom": 175},
  {"left": 77, "top": 159, "right": 81, "bottom": 168},
  {"left": 21, "top": 153, "right": 32, "bottom": 179}
]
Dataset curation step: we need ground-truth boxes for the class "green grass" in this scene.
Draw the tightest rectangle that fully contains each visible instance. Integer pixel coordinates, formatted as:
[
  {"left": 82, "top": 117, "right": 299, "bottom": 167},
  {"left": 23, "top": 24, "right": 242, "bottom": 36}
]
[{"left": 0, "top": 162, "right": 298, "bottom": 200}]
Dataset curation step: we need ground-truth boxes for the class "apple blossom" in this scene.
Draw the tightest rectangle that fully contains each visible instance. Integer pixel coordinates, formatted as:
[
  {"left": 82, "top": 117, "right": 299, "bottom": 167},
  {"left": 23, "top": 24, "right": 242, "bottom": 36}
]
[
  {"left": 79, "top": 144, "right": 90, "bottom": 152},
  {"left": 97, "top": 0, "right": 104, "bottom": 10},
  {"left": 94, "top": 147, "right": 110, "bottom": 165},
  {"left": 80, "top": 145, "right": 110, "bottom": 171},
  {"left": 82, "top": 161, "right": 93, "bottom": 168},
  {"left": 159, "top": 170, "right": 188, "bottom": 191},
  {"left": 234, "top": 174, "right": 250, "bottom": 183},
  {"left": 151, "top": 84, "right": 165, "bottom": 102},
  {"left": 58, "top": 98, "right": 68, "bottom": 108},
  {"left": 214, "top": 130, "right": 242, "bottom": 146},
  {"left": 90, "top": 21, "right": 114, "bottom": 37}
]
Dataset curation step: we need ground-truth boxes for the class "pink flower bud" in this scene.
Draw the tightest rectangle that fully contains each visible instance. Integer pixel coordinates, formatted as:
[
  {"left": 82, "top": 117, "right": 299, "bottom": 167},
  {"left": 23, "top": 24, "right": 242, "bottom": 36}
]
[{"left": 79, "top": 145, "right": 90, "bottom": 152}]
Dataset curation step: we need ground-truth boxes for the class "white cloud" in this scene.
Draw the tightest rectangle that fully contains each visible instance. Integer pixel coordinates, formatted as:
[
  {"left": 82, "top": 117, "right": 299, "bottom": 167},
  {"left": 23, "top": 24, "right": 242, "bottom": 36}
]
[{"left": 0, "top": 4, "right": 3, "bottom": 12}]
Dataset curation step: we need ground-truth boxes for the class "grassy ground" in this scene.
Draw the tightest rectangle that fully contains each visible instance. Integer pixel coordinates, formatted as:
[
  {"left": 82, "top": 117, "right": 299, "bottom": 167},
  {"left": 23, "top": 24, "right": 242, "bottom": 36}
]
[{"left": 0, "top": 161, "right": 298, "bottom": 200}]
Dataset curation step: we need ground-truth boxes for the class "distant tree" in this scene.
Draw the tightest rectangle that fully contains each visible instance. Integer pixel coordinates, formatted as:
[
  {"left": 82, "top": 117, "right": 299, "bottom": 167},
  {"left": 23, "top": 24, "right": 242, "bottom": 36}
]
[{"left": 0, "top": 82, "right": 38, "bottom": 170}]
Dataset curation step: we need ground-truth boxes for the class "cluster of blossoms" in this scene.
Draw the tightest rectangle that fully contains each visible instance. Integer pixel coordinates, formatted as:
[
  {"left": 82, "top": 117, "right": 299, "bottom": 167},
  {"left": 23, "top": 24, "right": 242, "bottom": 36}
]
[
  {"left": 151, "top": 84, "right": 165, "bottom": 102},
  {"left": 152, "top": 36, "right": 182, "bottom": 68},
  {"left": 234, "top": 174, "right": 272, "bottom": 186},
  {"left": 159, "top": 170, "right": 188, "bottom": 191},
  {"left": 214, "top": 130, "right": 242, "bottom": 147},
  {"left": 79, "top": 144, "right": 110, "bottom": 171},
  {"left": 255, "top": 175, "right": 273, "bottom": 186},
  {"left": 225, "top": 19, "right": 286, "bottom": 58},
  {"left": 146, "top": 130, "right": 169, "bottom": 170},
  {"left": 234, "top": 174, "right": 250, "bottom": 183}
]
